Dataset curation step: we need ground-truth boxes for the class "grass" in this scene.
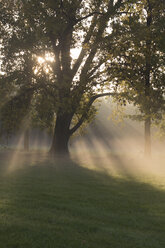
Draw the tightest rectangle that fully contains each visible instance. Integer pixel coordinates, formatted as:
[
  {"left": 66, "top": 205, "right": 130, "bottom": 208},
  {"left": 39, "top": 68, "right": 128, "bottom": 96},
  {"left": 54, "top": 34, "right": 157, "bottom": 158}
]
[{"left": 0, "top": 151, "right": 165, "bottom": 247}]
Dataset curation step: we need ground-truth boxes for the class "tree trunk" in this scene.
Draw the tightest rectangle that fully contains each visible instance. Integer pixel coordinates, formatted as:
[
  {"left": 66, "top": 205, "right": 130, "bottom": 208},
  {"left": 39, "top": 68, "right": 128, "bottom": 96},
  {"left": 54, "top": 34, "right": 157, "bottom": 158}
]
[
  {"left": 144, "top": 2, "right": 152, "bottom": 158},
  {"left": 144, "top": 117, "right": 151, "bottom": 157},
  {"left": 24, "top": 129, "right": 29, "bottom": 151},
  {"left": 49, "top": 113, "right": 72, "bottom": 157}
]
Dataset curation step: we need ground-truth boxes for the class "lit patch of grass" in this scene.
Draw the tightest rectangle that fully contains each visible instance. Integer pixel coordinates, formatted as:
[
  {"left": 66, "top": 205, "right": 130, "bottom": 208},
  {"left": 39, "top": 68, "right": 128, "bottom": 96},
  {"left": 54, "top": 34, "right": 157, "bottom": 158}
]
[{"left": 0, "top": 151, "right": 165, "bottom": 248}]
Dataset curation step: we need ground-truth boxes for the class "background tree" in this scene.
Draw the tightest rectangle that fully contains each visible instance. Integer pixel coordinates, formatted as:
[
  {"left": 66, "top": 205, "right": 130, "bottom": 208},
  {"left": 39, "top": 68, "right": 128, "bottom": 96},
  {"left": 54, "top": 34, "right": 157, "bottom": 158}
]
[
  {"left": 0, "top": 91, "right": 32, "bottom": 150},
  {"left": 105, "top": 0, "right": 165, "bottom": 156}
]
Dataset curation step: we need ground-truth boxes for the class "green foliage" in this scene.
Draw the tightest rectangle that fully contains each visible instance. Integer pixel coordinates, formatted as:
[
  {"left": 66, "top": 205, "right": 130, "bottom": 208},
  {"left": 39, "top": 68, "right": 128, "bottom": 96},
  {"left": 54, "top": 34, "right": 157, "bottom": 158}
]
[
  {"left": 0, "top": 91, "right": 32, "bottom": 138},
  {"left": 105, "top": 0, "right": 165, "bottom": 122},
  {"left": 31, "top": 92, "right": 56, "bottom": 134},
  {"left": 0, "top": 0, "right": 128, "bottom": 141}
]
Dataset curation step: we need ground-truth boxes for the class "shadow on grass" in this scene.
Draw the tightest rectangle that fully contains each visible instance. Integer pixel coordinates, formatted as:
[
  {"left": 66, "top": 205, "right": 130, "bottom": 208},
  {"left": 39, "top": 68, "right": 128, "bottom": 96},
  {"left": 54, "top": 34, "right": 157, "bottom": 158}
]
[{"left": 0, "top": 151, "right": 164, "bottom": 248}]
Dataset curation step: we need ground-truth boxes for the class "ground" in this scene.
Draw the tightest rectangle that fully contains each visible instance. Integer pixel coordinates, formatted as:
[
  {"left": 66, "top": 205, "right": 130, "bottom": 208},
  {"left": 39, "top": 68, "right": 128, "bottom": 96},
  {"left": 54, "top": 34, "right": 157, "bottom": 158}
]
[{"left": 0, "top": 150, "right": 165, "bottom": 248}]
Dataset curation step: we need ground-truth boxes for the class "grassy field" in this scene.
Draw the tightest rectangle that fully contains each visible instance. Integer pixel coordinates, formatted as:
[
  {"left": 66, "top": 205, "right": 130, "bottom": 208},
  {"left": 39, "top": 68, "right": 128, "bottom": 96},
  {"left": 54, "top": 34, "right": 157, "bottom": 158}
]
[{"left": 0, "top": 151, "right": 165, "bottom": 248}]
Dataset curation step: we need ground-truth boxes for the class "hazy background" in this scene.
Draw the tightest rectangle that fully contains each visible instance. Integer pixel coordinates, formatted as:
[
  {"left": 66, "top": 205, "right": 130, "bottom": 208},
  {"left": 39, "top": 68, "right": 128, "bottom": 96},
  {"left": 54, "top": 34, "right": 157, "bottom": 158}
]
[
  {"left": 1, "top": 100, "right": 164, "bottom": 155},
  {"left": 1, "top": 100, "right": 165, "bottom": 177}
]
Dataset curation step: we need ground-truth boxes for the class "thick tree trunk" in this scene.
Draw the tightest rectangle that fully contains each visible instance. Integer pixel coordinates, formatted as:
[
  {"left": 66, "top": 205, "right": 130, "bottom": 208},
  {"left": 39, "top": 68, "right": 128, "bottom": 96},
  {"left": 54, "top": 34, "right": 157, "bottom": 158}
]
[
  {"left": 144, "top": 117, "right": 151, "bottom": 157},
  {"left": 24, "top": 129, "right": 29, "bottom": 151},
  {"left": 49, "top": 113, "right": 72, "bottom": 157}
]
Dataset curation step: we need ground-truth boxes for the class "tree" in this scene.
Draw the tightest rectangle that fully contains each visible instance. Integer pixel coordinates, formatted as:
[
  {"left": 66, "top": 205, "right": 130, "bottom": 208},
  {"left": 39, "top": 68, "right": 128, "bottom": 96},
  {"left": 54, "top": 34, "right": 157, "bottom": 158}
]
[
  {"left": 0, "top": 0, "right": 128, "bottom": 156},
  {"left": 105, "top": 0, "right": 165, "bottom": 156},
  {"left": 0, "top": 88, "right": 33, "bottom": 149}
]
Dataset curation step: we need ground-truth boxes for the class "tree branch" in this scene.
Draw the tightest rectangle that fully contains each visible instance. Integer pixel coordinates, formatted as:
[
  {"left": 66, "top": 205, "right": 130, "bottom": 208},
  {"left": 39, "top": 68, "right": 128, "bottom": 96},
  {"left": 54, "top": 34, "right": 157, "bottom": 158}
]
[
  {"left": 69, "top": 92, "right": 116, "bottom": 135},
  {"left": 87, "top": 60, "right": 105, "bottom": 78},
  {"left": 76, "top": 11, "right": 104, "bottom": 23},
  {"left": 71, "top": 13, "right": 99, "bottom": 78}
]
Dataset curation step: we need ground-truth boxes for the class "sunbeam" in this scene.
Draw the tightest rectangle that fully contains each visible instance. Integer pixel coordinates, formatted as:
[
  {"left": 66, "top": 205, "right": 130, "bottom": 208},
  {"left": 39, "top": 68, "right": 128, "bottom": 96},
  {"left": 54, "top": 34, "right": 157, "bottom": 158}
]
[{"left": 71, "top": 105, "right": 165, "bottom": 180}]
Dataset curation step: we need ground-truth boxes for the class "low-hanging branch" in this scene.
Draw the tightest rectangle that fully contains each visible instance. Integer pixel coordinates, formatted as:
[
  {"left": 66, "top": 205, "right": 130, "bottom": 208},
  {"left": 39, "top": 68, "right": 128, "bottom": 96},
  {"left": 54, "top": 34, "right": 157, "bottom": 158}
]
[{"left": 69, "top": 92, "right": 116, "bottom": 135}]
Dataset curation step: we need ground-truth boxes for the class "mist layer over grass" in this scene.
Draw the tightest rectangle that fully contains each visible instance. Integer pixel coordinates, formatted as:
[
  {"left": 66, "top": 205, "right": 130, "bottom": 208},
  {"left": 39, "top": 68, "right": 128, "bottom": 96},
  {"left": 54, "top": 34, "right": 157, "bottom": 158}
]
[{"left": 0, "top": 151, "right": 165, "bottom": 248}]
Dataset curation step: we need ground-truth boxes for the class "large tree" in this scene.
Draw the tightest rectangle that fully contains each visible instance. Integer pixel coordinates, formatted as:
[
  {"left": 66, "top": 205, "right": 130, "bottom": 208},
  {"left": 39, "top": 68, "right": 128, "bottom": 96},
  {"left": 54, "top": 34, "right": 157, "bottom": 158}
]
[{"left": 0, "top": 0, "right": 128, "bottom": 156}]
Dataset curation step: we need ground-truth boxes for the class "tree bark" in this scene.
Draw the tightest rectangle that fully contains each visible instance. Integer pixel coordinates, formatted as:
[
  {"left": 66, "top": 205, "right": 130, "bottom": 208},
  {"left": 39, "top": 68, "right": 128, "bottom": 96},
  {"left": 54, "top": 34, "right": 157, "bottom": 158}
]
[
  {"left": 24, "top": 129, "right": 29, "bottom": 151},
  {"left": 49, "top": 93, "right": 116, "bottom": 157},
  {"left": 49, "top": 113, "right": 72, "bottom": 157},
  {"left": 144, "top": 117, "right": 151, "bottom": 157}
]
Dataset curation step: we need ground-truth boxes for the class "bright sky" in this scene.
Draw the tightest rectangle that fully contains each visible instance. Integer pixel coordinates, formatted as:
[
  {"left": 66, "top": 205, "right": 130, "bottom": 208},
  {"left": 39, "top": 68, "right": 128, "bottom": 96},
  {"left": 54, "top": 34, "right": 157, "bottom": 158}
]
[
  {"left": 71, "top": 48, "right": 81, "bottom": 59},
  {"left": 37, "top": 48, "right": 81, "bottom": 65}
]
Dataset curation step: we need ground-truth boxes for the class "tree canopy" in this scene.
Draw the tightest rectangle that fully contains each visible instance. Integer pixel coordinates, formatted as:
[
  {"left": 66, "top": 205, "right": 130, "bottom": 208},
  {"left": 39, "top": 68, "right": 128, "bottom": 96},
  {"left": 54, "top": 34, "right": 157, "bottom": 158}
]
[
  {"left": 104, "top": 0, "right": 165, "bottom": 155},
  {"left": 0, "top": 0, "right": 127, "bottom": 154}
]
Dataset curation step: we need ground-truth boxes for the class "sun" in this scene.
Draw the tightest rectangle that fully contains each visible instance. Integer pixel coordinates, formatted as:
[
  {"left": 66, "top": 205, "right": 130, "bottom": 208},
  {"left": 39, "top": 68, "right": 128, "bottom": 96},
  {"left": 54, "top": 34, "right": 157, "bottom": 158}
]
[
  {"left": 36, "top": 49, "right": 81, "bottom": 68},
  {"left": 37, "top": 57, "right": 45, "bottom": 64},
  {"left": 37, "top": 53, "right": 55, "bottom": 64}
]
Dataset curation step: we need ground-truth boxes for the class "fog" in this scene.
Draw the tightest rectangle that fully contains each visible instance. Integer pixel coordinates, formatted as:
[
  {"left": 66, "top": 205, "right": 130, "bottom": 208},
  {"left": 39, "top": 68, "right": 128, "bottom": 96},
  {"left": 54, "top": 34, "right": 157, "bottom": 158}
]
[
  {"left": 71, "top": 101, "right": 165, "bottom": 178},
  {"left": 1, "top": 100, "right": 165, "bottom": 179}
]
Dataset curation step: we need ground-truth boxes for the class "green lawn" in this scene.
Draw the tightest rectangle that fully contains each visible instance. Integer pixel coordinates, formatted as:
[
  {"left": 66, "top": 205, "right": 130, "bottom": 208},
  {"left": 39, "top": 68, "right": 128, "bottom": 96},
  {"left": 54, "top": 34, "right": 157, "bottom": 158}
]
[{"left": 0, "top": 151, "right": 165, "bottom": 248}]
